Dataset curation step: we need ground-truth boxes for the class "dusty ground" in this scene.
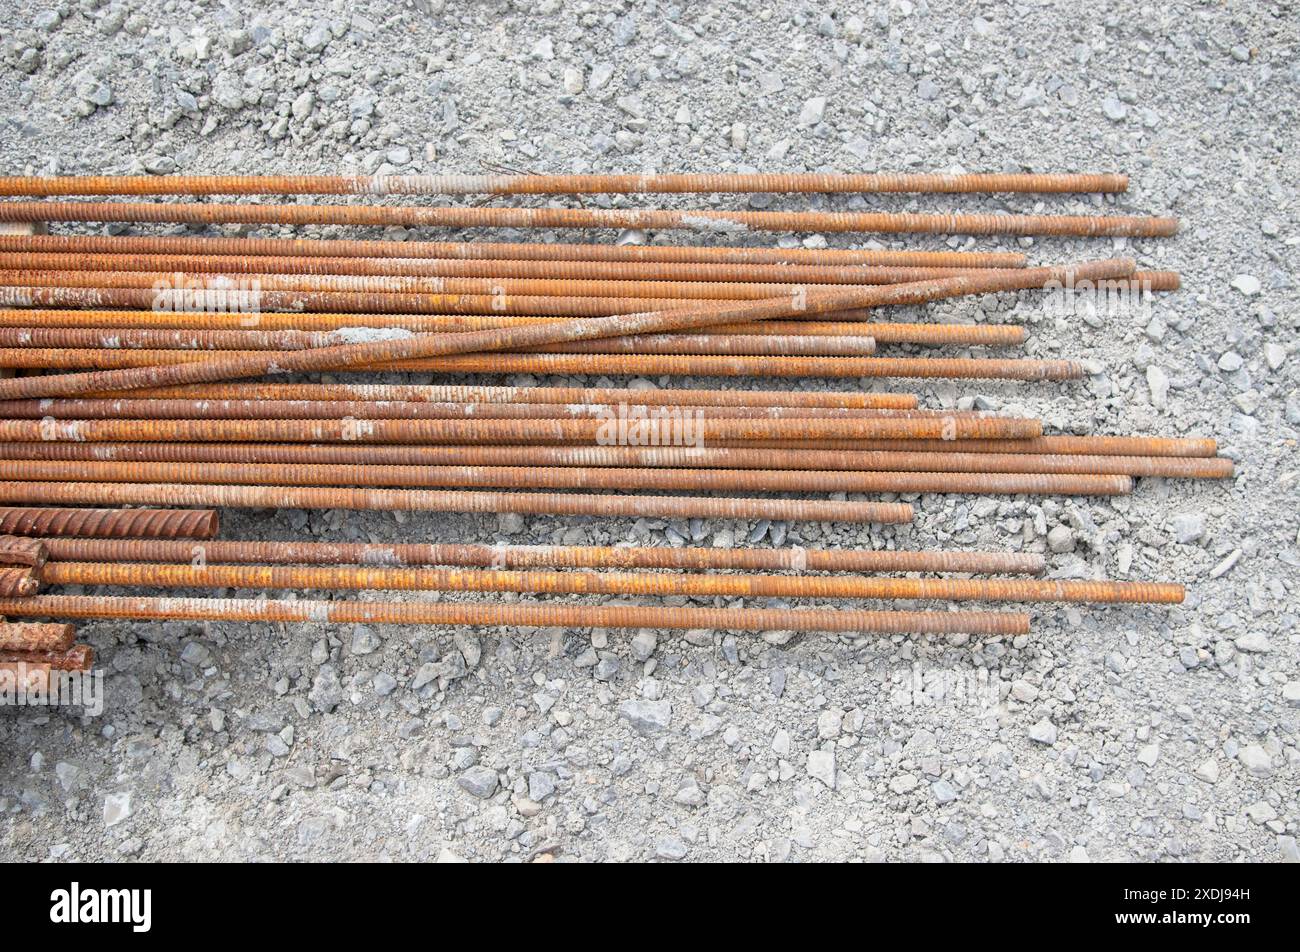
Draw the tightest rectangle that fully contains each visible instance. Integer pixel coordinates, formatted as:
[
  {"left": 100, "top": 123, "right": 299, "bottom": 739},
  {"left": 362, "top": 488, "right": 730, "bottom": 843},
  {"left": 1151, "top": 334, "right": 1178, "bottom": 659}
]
[{"left": 0, "top": 0, "right": 1296, "bottom": 862}]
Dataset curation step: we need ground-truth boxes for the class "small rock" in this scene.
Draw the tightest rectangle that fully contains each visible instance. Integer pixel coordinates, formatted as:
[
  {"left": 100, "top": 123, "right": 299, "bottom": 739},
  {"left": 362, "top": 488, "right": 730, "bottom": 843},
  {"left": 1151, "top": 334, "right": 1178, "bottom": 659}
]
[
  {"left": 1234, "top": 632, "right": 1271, "bottom": 653},
  {"left": 103, "top": 791, "right": 132, "bottom": 827},
  {"left": 807, "top": 748, "right": 836, "bottom": 788},
  {"left": 1136, "top": 743, "right": 1159, "bottom": 767},
  {"left": 457, "top": 766, "right": 499, "bottom": 799},
  {"left": 1171, "top": 513, "right": 1205, "bottom": 544},
  {"left": 798, "top": 96, "right": 826, "bottom": 127},
  {"left": 1238, "top": 745, "right": 1272, "bottom": 777},
  {"left": 351, "top": 626, "right": 381, "bottom": 655},
  {"left": 1146, "top": 365, "right": 1170, "bottom": 408},
  {"left": 618, "top": 699, "right": 671, "bottom": 734},
  {"left": 1102, "top": 96, "right": 1127, "bottom": 121},
  {"left": 1028, "top": 719, "right": 1058, "bottom": 745},
  {"left": 1230, "top": 274, "right": 1261, "bottom": 296},
  {"left": 527, "top": 772, "right": 556, "bottom": 801},
  {"left": 1046, "top": 525, "right": 1075, "bottom": 553},
  {"left": 1245, "top": 800, "right": 1277, "bottom": 824},
  {"left": 630, "top": 629, "right": 657, "bottom": 661},
  {"left": 1194, "top": 759, "right": 1220, "bottom": 783},
  {"left": 655, "top": 836, "right": 688, "bottom": 860}
]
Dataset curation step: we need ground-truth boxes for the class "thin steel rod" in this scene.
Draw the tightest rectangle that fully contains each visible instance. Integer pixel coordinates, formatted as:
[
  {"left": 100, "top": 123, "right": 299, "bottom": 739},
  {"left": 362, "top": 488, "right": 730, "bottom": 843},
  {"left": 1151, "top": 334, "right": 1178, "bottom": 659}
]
[
  {"left": 0, "top": 460, "right": 1131, "bottom": 497},
  {"left": 0, "top": 506, "right": 218, "bottom": 538},
  {"left": 0, "top": 233, "right": 1030, "bottom": 268},
  {"left": 0, "top": 441, "right": 1233, "bottom": 478},
  {"left": 0, "top": 348, "right": 1083, "bottom": 380},
  {"left": 0, "top": 259, "right": 1130, "bottom": 399},
  {"left": 38, "top": 537, "right": 1047, "bottom": 575},
  {"left": 85, "top": 382, "right": 921, "bottom": 411},
  {"left": 0, "top": 483, "right": 913, "bottom": 524},
  {"left": 0, "top": 309, "right": 1025, "bottom": 346},
  {"left": 0, "top": 622, "right": 75, "bottom": 652},
  {"left": 0, "top": 414, "right": 1042, "bottom": 443},
  {"left": 0, "top": 172, "right": 1131, "bottom": 195},
  {"left": 720, "top": 435, "right": 1219, "bottom": 456},
  {"left": 42, "top": 561, "right": 1180, "bottom": 604},
  {"left": 0, "top": 201, "right": 1179, "bottom": 236},
  {"left": 0, "top": 593, "right": 1028, "bottom": 635}
]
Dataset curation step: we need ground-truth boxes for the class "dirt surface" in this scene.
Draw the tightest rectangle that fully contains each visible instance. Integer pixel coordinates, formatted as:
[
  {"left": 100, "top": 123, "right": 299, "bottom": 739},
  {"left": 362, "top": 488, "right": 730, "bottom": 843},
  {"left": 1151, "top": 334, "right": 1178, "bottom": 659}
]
[{"left": 0, "top": 0, "right": 1296, "bottom": 862}]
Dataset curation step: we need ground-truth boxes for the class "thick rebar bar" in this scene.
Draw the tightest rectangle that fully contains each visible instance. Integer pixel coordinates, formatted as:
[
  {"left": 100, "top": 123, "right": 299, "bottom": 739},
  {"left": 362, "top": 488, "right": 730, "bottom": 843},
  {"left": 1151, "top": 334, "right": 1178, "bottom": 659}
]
[
  {"left": 0, "top": 348, "right": 1082, "bottom": 380},
  {"left": 0, "top": 567, "right": 39, "bottom": 597},
  {"left": 0, "top": 506, "right": 218, "bottom": 538},
  {"left": 0, "top": 259, "right": 1130, "bottom": 399},
  {"left": 0, "top": 233, "right": 1030, "bottom": 269},
  {"left": 87, "top": 381, "right": 921, "bottom": 411},
  {"left": 0, "top": 534, "right": 47, "bottom": 568},
  {"left": 0, "top": 621, "right": 74, "bottom": 652},
  {"left": 0, "top": 483, "right": 913, "bottom": 524},
  {"left": 0, "top": 644, "right": 92, "bottom": 671},
  {"left": 0, "top": 414, "right": 1042, "bottom": 444},
  {"left": 0, "top": 440, "right": 1234, "bottom": 478},
  {"left": 0, "top": 460, "right": 1131, "bottom": 497},
  {"left": 0, "top": 201, "right": 1178, "bottom": 237},
  {"left": 0, "top": 252, "right": 982, "bottom": 286},
  {"left": 42, "top": 561, "right": 1180, "bottom": 604},
  {"left": 0, "top": 172, "right": 1130, "bottom": 195},
  {"left": 38, "top": 537, "right": 1047, "bottom": 575},
  {"left": 0, "top": 593, "right": 1028, "bottom": 635},
  {"left": 0, "top": 309, "right": 1025, "bottom": 346}
]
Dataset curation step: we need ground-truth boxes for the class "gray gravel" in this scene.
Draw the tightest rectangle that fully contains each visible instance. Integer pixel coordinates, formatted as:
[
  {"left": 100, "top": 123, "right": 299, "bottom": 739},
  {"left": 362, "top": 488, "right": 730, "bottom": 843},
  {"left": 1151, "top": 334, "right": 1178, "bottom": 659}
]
[{"left": 0, "top": 0, "right": 1297, "bottom": 863}]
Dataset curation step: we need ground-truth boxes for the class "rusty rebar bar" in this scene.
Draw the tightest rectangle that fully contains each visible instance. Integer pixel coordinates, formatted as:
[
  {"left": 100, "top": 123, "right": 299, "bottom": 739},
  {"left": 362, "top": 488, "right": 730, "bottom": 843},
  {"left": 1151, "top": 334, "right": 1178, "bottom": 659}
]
[
  {"left": 721, "top": 435, "right": 1220, "bottom": 457},
  {"left": 0, "top": 252, "right": 983, "bottom": 286},
  {"left": 90, "top": 381, "right": 920, "bottom": 411},
  {"left": 0, "top": 348, "right": 1082, "bottom": 380},
  {"left": 0, "top": 309, "right": 1026, "bottom": 346},
  {"left": 0, "top": 593, "right": 1028, "bottom": 635},
  {"left": 0, "top": 460, "right": 1130, "bottom": 497},
  {"left": 0, "top": 201, "right": 1179, "bottom": 237},
  {"left": 0, "top": 440, "right": 1235, "bottom": 478},
  {"left": 0, "top": 621, "right": 74, "bottom": 652},
  {"left": 0, "top": 414, "right": 1042, "bottom": 444},
  {"left": 0, "top": 233, "right": 1030, "bottom": 269},
  {"left": 0, "top": 534, "right": 47, "bottom": 568},
  {"left": 0, "top": 567, "right": 39, "bottom": 597},
  {"left": 0, "top": 644, "right": 92, "bottom": 671},
  {"left": 0, "top": 506, "right": 218, "bottom": 538},
  {"left": 0, "top": 172, "right": 1131, "bottom": 195},
  {"left": 0, "top": 327, "right": 880, "bottom": 359},
  {"left": 38, "top": 537, "right": 1047, "bottom": 575},
  {"left": 0, "top": 483, "right": 913, "bottom": 524},
  {"left": 42, "top": 561, "right": 1180, "bottom": 604},
  {"left": 0, "top": 258, "right": 1130, "bottom": 399}
]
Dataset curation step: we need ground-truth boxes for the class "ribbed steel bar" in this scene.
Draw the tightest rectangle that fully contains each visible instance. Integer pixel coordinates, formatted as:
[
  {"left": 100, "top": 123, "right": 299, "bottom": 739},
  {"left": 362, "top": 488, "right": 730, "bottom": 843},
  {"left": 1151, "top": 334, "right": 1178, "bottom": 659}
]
[
  {"left": 0, "top": 399, "right": 962, "bottom": 423},
  {"left": 0, "top": 348, "right": 1082, "bottom": 380},
  {"left": 0, "top": 258, "right": 1131, "bottom": 399},
  {"left": 42, "top": 561, "right": 1180, "bottom": 604},
  {"left": 0, "top": 172, "right": 1130, "bottom": 195},
  {"left": 0, "top": 567, "right": 39, "bottom": 597},
  {"left": 38, "top": 537, "right": 1047, "bottom": 575},
  {"left": 0, "top": 328, "right": 880, "bottom": 359},
  {"left": 721, "top": 435, "right": 1219, "bottom": 456},
  {"left": 90, "top": 381, "right": 920, "bottom": 411},
  {"left": 0, "top": 415, "right": 1042, "bottom": 443},
  {"left": 0, "top": 460, "right": 1131, "bottom": 497},
  {"left": 0, "top": 506, "right": 218, "bottom": 538},
  {"left": 0, "top": 252, "right": 981, "bottom": 285},
  {"left": 0, "top": 621, "right": 74, "bottom": 652},
  {"left": 0, "top": 534, "right": 47, "bottom": 568},
  {"left": 0, "top": 202, "right": 1178, "bottom": 236},
  {"left": 0, "top": 644, "right": 92, "bottom": 671},
  {"left": 0, "top": 309, "right": 1025, "bottom": 346},
  {"left": 0, "top": 593, "right": 1028, "bottom": 635},
  {"left": 0, "top": 483, "right": 913, "bottom": 524},
  {"left": 0, "top": 441, "right": 1234, "bottom": 478},
  {"left": 0, "top": 233, "right": 1030, "bottom": 269}
]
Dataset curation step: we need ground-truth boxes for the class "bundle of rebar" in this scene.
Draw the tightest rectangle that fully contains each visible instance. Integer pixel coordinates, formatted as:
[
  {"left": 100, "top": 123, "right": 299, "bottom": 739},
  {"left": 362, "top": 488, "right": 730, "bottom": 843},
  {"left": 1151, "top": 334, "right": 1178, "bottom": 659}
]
[{"left": 0, "top": 171, "right": 1217, "bottom": 650}]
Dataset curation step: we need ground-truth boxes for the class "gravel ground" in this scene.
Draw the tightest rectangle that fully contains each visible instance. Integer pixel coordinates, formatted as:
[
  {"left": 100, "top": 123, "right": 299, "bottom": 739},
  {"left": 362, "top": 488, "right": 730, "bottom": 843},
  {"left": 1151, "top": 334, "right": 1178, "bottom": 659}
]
[{"left": 0, "top": 0, "right": 1296, "bottom": 863}]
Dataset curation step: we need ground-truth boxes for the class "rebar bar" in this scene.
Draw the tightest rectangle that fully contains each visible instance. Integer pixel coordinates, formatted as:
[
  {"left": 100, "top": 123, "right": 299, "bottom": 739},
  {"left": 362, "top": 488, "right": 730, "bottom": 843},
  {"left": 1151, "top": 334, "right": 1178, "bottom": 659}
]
[
  {"left": 42, "top": 560, "right": 1180, "bottom": 604},
  {"left": 0, "top": 440, "right": 1234, "bottom": 478},
  {"left": 0, "top": 534, "right": 47, "bottom": 568},
  {"left": 0, "top": 567, "right": 39, "bottom": 597},
  {"left": 0, "top": 506, "right": 218, "bottom": 538},
  {"left": 0, "top": 644, "right": 92, "bottom": 671},
  {"left": 0, "top": 460, "right": 1130, "bottom": 496},
  {"left": 0, "top": 201, "right": 1179, "bottom": 237},
  {"left": 0, "top": 233, "right": 1030, "bottom": 269},
  {"left": 721, "top": 435, "right": 1220, "bottom": 456},
  {"left": 86, "top": 381, "right": 920, "bottom": 411},
  {"left": 0, "top": 172, "right": 1130, "bottom": 195},
  {"left": 0, "top": 483, "right": 913, "bottom": 524},
  {"left": 0, "top": 621, "right": 74, "bottom": 652},
  {"left": 0, "top": 309, "right": 1026, "bottom": 346},
  {"left": 0, "top": 593, "right": 1028, "bottom": 635},
  {"left": 0, "top": 348, "right": 1083, "bottom": 381},
  {"left": 0, "top": 258, "right": 1130, "bottom": 399},
  {"left": 0, "top": 414, "right": 1043, "bottom": 443},
  {"left": 38, "top": 537, "right": 1047, "bottom": 575}
]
